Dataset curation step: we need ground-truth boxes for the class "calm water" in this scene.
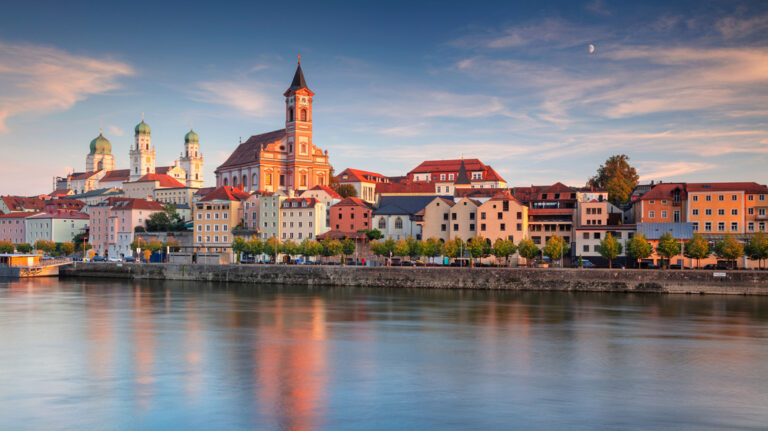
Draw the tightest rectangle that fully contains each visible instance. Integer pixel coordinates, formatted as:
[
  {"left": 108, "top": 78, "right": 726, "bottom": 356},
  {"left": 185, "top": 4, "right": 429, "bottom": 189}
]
[{"left": 0, "top": 279, "right": 767, "bottom": 430}]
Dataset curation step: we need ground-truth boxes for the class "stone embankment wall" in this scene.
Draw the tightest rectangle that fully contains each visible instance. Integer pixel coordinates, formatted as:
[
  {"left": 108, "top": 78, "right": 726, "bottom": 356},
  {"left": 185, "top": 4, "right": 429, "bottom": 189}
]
[{"left": 59, "top": 263, "right": 768, "bottom": 295}]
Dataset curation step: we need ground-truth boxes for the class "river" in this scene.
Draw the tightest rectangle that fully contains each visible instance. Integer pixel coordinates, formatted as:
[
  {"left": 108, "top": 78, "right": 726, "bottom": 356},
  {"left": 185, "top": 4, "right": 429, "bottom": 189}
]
[{"left": 0, "top": 278, "right": 767, "bottom": 430}]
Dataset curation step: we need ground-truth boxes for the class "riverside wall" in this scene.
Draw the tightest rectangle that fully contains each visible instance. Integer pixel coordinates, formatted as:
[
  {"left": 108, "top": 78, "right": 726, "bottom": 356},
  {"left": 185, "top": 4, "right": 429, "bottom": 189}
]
[{"left": 59, "top": 263, "right": 768, "bottom": 296}]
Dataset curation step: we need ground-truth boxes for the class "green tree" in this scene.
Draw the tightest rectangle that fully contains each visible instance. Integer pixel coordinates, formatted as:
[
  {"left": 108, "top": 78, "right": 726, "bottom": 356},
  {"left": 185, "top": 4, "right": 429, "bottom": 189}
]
[
  {"left": 626, "top": 233, "right": 653, "bottom": 268},
  {"left": 0, "top": 240, "right": 14, "bottom": 253},
  {"left": 597, "top": 233, "right": 622, "bottom": 268},
  {"left": 491, "top": 239, "right": 517, "bottom": 266},
  {"left": 263, "top": 237, "right": 281, "bottom": 261},
  {"left": 144, "top": 240, "right": 163, "bottom": 253},
  {"left": 393, "top": 238, "right": 410, "bottom": 258},
  {"left": 542, "top": 235, "right": 567, "bottom": 266},
  {"left": 336, "top": 184, "right": 358, "bottom": 198},
  {"left": 656, "top": 232, "right": 680, "bottom": 269},
  {"left": 443, "top": 238, "right": 466, "bottom": 260},
  {"left": 684, "top": 233, "right": 710, "bottom": 268},
  {"left": 587, "top": 154, "right": 640, "bottom": 205},
  {"left": 341, "top": 238, "right": 356, "bottom": 263},
  {"left": 517, "top": 238, "right": 540, "bottom": 267},
  {"left": 322, "top": 239, "right": 343, "bottom": 261},
  {"left": 714, "top": 235, "right": 743, "bottom": 269},
  {"left": 16, "top": 243, "right": 32, "bottom": 254},
  {"left": 420, "top": 238, "right": 443, "bottom": 263},
  {"left": 281, "top": 240, "right": 299, "bottom": 260},
  {"left": 358, "top": 229, "right": 383, "bottom": 240},
  {"left": 34, "top": 239, "right": 56, "bottom": 254},
  {"left": 163, "top": 238, "right": 181, "bottom": 252},
  {"left": 145, "top": 211, "right": 171, "bottom": 232},
  {"left": 232, "top": 237, "right": 248, "bottom": 262},
  {"left": 248, "top": 237, "right": 264, "bottom": 258},
  {"left": 745, "top": 232, "right": 768, "bottom": 269},
  {"left": 405, "top": 236, "right": 422, "bottom": 260},
  {"left": 467, "top": 236, "right": 490, "bottom": 262}
]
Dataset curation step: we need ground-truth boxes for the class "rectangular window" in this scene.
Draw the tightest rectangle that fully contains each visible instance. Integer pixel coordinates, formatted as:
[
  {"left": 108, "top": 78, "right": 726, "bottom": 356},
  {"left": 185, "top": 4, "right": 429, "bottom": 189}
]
[
  {"left": 593, "top": 232, "right": 601, "bottom": 239},
  {"left": 718, "top": 209, "right": 725, "bottom": 216},
  {"left": 732, "top": 209, "right": 738, "bottom": 216},
  {"left": 693, "top": 195, "right": 698, "bottom": 201},
  {"left": 718, "top": 222, "right": 725, "bottom": 232},
  {"left": 692, "top": 209, "right": 699, "bottom": 216},
  {"left": 517, "top": 212, "right": 522, "bottom": 220},
  {"left": 469, "top": 224, "right": 475, "bottom": 231},
  {"left": 469, "top": 213, "right": 475, "bottom": 221},
  {"left": 749, "top": 208, "right": 755, "bottom": 215},
  {"left": 481, "top": 212, "right": 486, "bottom": 220},
  {"left": 517, "top": 223, "right": 522, "bottom": 231},
  {"left": 443, "top": 213, "right": 448, "bottom": 221},
  {"left": 481, "top": 223, "right": 486, "bottom": 231},
  {"left": 500, "top": 223, "right": 506, "bottom": 231},
  {"left": 705, "top": 222, "right": 712, "bottom": 232},
  {"left": 497, "top": 212, "right": 502, "bottom": 220},
  {"left": 731, "top": 222, "right": 738, "bottom": 231},
  {"left": 583, "top": 245, "right": 589, "bottom": 252},
  {"left": 748, "top": 222, "right": 755, "bottom": 232},
  {"left": 692, "top": 222, "right": 699, "bottom": 232},
  {"left": 649, "top": 211, "right": 655, "bottom": 218},
  {"left": 453, "top": 224, "right": 458, "bottom": 231},
  {"left": 732, "top": 194, "right": 738, "bottom": 201},
  {"left": 706, "top": 195, "right": 711, "bottom": 201},
  {"left": 661, "top": 210, "right": 667, "bottom": 218},
  {"left": 451, "top": 213, "right": 457, "bottom": 220},
  {"left": 583, "top": 233, "right": 589, "bottom": 239},
  {"left": 719, "top": 195, "right": 724, "bottom": 201},
  {"left": 706, "top": 209, "right": 712, "bottom": 215},
  {"left": 441, "top": 224, "right": 446, "bottom": 232}
]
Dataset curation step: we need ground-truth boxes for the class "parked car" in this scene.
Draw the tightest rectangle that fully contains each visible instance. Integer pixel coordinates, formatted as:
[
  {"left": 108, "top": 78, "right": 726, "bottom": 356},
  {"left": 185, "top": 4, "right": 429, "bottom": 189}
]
[
  {"left": 581, "top": 260, "right": 596, "bottom": 268},
  {"left": 92, "top": 255, "right": 106, "bottom": 262},
  {"left": 703, "top": 263, "right": 729, "bottom": 270},
  {"left": 108, "top": 256, "right": 121, "bottom": 263},
  {"left": 123, "top": 256, "right": 135, "bottom": 262}
]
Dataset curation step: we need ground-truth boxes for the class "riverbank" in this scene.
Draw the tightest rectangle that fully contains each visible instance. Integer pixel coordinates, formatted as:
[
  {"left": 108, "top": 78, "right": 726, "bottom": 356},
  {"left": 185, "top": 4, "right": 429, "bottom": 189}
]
[{"left": 59, "top": 262, "right": 768, "bottom": 295}]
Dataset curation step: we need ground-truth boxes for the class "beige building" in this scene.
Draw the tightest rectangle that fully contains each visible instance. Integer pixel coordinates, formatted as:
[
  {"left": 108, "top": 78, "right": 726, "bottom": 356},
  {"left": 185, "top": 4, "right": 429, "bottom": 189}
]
[
  {"left": 418, "top": 197, "right": 455, "bottom": 241},
  {"left": 280, "top": 197, "right": 327, "bottom": 241},
  {"left": 299, "top": 185, "right": 341, "bottom": 229},
  {"left": 25, "top": 212, "right": 89, "bottom": 244},
  {"left": 448, "top": 197, "right": 481, "bottom": 241},
  {"left": 477, "top": 193, "right": 528, "bottom": 244},
  {"left": 123, "top": 173, "right": 186, "bottom": 200},
  {"left": 259, "top": 190, "right": 288, "bottom": 239},
  {"left": 153, "top": 186, "right": 198, "bottom": 207},
  {"left": 193, "top": 186, "right": 250, "bottom": 261}
]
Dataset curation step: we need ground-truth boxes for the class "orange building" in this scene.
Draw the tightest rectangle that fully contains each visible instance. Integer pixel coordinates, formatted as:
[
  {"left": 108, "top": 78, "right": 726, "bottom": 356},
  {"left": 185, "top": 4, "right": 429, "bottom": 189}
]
[
  {"left": 632, "top": 183, "right": 686, "bottom": 224},
  {"left": 215, "top": 59, "right": 330, "bottom": 193},
  {"left": 193, "top": 186, "right": 250, "bottom": 261},
  {"left": 330, "top": 197, "right": 374, "bottom": 232}
]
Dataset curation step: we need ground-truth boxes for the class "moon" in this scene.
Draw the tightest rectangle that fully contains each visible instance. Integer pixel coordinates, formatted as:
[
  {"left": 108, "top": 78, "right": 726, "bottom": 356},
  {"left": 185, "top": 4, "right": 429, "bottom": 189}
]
[{"left": 588, "top": 44, "right": 596, "bottom": 54}]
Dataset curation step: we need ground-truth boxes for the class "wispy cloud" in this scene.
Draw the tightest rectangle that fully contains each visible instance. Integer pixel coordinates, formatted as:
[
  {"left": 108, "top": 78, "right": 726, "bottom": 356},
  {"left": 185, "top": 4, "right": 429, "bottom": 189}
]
[
  {"left": 585, "top": 0, "right": 611, "bottom": 16},
  {"left": 106, "top": 125, "right": 124, "bottom": 136},
  {"left": 638, "top": 161, "right": 716, "bottom": 180},
  {"left": 192, "top": 80, "right": 277, "bottom": 117},
  {"left": 716, "top": 13, "right": 768, "bottom": 39},
  {"left": 0, "top": 41, "right": 133, "bottom": 132}
]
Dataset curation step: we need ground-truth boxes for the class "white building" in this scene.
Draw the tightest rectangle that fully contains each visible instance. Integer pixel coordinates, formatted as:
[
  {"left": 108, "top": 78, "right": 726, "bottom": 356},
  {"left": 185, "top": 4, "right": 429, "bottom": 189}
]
[{"left": 25, "top": 212, "right": 89, "bottom": 244}]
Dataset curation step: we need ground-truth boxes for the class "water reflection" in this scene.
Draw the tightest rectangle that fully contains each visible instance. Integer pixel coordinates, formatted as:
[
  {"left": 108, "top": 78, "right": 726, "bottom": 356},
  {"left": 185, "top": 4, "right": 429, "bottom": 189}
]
[{"left": 0, "top": 278, "right": 766, "bottom": 430}]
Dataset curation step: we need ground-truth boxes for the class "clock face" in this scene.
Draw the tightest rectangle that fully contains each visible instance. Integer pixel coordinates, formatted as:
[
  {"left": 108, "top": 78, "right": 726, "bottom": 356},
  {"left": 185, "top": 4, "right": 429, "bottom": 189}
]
[{"left": 299, "top": 96, "right": 308, "bottom": 106}]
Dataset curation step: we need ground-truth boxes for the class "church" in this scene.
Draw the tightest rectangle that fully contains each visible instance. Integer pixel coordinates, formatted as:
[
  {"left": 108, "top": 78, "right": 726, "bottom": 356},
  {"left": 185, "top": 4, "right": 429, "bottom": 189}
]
[
  {"left": 57, "top": 117, "right": 204, "bottom": 194},
  {"left": 214, "top": 59, "right": 331, "bottom": 192}
]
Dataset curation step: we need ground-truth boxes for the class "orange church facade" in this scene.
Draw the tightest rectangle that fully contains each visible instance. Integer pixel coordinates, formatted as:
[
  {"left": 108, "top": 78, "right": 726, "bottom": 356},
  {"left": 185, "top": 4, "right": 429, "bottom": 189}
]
[{"left": 215, "top": 60, "right": 331, "bottom": 193}]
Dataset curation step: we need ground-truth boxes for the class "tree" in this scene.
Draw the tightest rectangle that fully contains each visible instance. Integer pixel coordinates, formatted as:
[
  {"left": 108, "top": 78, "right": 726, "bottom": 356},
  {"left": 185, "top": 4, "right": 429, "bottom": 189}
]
[
  {"left": 163, "top": 239, "right": 181, "bottom": 252},
  {"left": 322, "top": 239, "right": 343, "bottom": 261},
  {"left": 58, "top": 242, "right": 75, "bottom": 256},
  {"left": 16, "top": 243, "right": 32, "bottom": 254},
  {"left": 263, "top": 237, "right": 281, "bottom": 261},
  {"left": 542, "top": 235, "right": 567, "bottom": 266},
  {"left": 587, "top": 154, "right": 639, "bottom": 205},
  {"left": 393, "top": 238, "right": 410, "bottom": 258},
  {"left": 232, "top": 237, "right": 248, "bottom": 262},
  {"left": 34, "top": 239, "right": 56, "bottom": 255},
  {"left": 745, "top": 232, "right": 768, "bottom": 269},
  {"left": 328, "top": 165, "right": 340, "bottom": 191},
  {"left": 517, "top": 238, "right": 539, "bottom": 267},
  {"left": 491, "top": 239, "right": 517, "bottom": 266},
  {"left": 358, "top": 229, "right": 383, "bottom": 240},
  {"left": 684, "top": 233, "right": 710, "bottom": 268},
  {"left": 144, "top": 240, "right": 163, "bottom": 253},
  {"left": 281, "top": 240, "right": 299, "bottom": 261},
  {"left": 597, "top": 233, "right": 622, "bottom": 268},
  {"left": 656, "top": 232, "right": 680, "bottom": 269},
  {"left": 248, "top": 237, "right": 263, "bottom": 258},
  {"left": 626, "top": 233, "right": 653, "bottom": 268},
  {"left": 405, "top": 236, "right": 422, "bottom": 260},
  {"left": 341, "top": 238, "right": 356, "bottom": 263},
  {"left": 420, "top": 238, "right": 443, "bottom": 263},
  {"left": 467, "top": 236, "right": 490, "bottom": 263},
  {"left": 370, "top": 238, "right": 396, "bottom": 260},
  {"left": 444, "top": 238, "right": 466, "bottom": 262},
  {"left": 145, "top": 211, "right": 171, "bottom": 232},
  {"left": 336, "top": 184, "right": 358, "bottom": 198},
  {"left": 714, "top": 235, "right": 743, "bottom": 269},
  {"left": 0, "top": 241, "right": 14, "bottom": 254}
]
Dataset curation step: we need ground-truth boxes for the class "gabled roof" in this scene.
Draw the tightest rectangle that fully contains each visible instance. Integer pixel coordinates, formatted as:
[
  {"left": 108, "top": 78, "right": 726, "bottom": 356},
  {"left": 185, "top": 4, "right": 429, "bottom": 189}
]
[
  {"left": 0, "top": 196, "right": 45, "bottom": 212},
  {"left": 373, "top": 195, "right": 438, "bottom": 216},
  {"left": 337, "top": 168, "right": 387, "bottom": 184},
  {"left": 455, "top": 159, "right": 471, "bottom": 185},
  {"left": 303, "top": 185, "right": 342, "bottom": 200},
  {"left": 100, "top": 169, "right": 130, "bottom": 182},
  {"left": 134, "top": 173, "right": 186, "bottom": 188},
  {"left": 408, "top": 158, "right": 486, "bottom": 174},
  {"left": 0, "top": 211, "right": 41, "bottom": 219},
  {"left": 216, "top": 129, "right": 287, "bottom": 171},
  {"left": 638, "top": 183, "right": 687, "bottom": 201},
  {"left": 375, "top": 181, "right": 436, "bottom": 195},
  {"left": 637, "top": 222, "right": 694, "bottom": 240},
  {"left": 281, "top": 197, "right": 319, "bottom": 208},
  {"left": 199, "top": 186, "right": 250, "bottom": 202},
  {"left": 194, "top": 187, "right": 216, "bottom": 197},
  {"left": 541, "top": 182, "right": 575, "bottom": 194},
  {"left": 332, "top": 197, "right": 374, "bottom": 209}
]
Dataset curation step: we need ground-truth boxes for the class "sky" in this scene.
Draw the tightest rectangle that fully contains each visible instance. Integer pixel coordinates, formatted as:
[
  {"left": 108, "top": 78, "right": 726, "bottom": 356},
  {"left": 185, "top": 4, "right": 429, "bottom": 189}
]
[{"left": 0, "top": 0, "right": 766, "bottom": 195}]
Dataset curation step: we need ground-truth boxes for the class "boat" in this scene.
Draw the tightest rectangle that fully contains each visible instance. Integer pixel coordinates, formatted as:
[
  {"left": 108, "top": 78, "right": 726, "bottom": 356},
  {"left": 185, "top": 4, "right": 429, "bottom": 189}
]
[{"left": 0, "top": 254, "right": 73, "bottom": 278}]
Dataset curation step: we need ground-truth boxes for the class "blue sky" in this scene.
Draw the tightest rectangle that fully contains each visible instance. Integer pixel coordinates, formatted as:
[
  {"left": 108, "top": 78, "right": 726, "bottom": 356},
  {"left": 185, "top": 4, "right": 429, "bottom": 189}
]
[{"left": 0, "top": 0, "right": 767, "bottom": 195}]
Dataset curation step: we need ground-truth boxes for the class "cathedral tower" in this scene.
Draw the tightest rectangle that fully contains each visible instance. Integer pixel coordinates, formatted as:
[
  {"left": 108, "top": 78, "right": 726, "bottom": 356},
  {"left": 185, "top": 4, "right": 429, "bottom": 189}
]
[
  {"left": 129, "top": 115, "right": 156, "bottom": 182},
  {"left": 85, "top": 128, "right": 115, "bottom": 172},
  {"left": 284, "top": 57, "right": 317, "bottom": 189},
  {"left": 180, "top": 128, "right": 204, "bottom": 188}
]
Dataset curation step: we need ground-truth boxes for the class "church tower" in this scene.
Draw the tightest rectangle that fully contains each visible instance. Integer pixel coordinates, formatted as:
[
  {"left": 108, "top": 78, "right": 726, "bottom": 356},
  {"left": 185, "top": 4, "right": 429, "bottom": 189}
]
[
  {"left": 85, "top": 128, "right": 115, "bottom": 172},
  {"left": 284, "top": 56, "right": 315, "bottom": 190},
  {"left": 180, "top": 128, "right": 204, "bottom": 188},
  {"left": 129, "top": 115, "right": 156, "bottom": 182}
]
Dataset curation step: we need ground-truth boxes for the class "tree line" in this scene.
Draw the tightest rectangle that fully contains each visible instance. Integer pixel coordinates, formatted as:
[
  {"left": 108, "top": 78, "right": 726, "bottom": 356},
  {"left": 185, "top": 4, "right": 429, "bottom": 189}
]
[{"left": 0, "top": 239, "right": 78, "bottom": 256}]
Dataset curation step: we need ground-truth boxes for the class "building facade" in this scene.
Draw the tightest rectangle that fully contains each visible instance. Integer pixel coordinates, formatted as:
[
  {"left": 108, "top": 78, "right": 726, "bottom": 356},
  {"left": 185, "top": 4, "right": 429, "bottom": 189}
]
[
  {"left": 193, "top": 186, "right": 250, "bottom": 261},
  {"left": 330, "top": 197, "right": 374, "bottom": 232}
]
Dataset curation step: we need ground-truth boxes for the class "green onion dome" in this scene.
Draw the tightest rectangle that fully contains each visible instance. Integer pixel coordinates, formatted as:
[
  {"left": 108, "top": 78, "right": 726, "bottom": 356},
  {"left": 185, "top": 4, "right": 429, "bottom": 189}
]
[
  {"left": 134, "top": 120, "right": 151, "bottom": 136},
  {"left": 184, "top": 129, "right": 199, "bottom": 143},
  {"left": 89, "top": 133, "right": 112, "bottom": 155}
]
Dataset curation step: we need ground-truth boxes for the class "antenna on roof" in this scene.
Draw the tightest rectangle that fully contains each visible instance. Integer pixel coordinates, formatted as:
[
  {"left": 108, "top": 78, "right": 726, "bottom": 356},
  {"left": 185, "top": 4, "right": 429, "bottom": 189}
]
[
  {"left": 239, "top": 136, "right": 242, "bottom": 144},
  {"left": 141, "top": 112, "right": 144, "bottom": 121}
]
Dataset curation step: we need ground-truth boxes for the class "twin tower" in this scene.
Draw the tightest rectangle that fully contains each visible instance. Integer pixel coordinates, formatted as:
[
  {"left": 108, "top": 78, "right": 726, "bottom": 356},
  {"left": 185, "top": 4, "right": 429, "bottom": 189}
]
[{"left": 85, "top": 118, "right": 204, "bottom": 188}]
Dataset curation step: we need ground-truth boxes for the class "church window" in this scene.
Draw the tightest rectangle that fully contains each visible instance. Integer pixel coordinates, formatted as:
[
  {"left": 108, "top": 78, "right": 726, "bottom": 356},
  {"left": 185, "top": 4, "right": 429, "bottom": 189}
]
[
  {"left": 224, "top": 178, "right": 229, "bottom": 186},
  {"left": 233, "top": 176, "right": 238, "bottom": 187},
  {"left": 280, "top": 175, "right": 285, "bottom": 187},
  {"left": 242, "top": 175, "right": 248, "bottom": 188},
  {"left": 301, "top": 175, "right": 307, "bottom": 187},
  {"left": 395, "top": 217, "right": 403, "bottom": 229},
  {"left": 252, "top": 174, "right": 258, "bottom": 186},
  {"left": 378, "top": 218, "right": 386, "bottom": 229},
  {"left": 300, "top": 109, "right": 307, "bottom": 121},
  {"left": 265, "top": 174, "right": 272, "bottom": 186},
  {"left": 288, "top": 108, "right": 294, "bottom": 122}
]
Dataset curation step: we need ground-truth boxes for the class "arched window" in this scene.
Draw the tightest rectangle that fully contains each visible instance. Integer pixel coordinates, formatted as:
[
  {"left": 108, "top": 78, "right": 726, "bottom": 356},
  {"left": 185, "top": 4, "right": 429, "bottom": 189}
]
[
  {"left": 252, "top": 174, "right": 258, "bottom": 187},
  {"left": 223, "top": 177, "right": 228, "bottom": 186},
  {"left": 242, "top": 175, "right": 248, "bottom": 189},
  {"left": 395, "top": 217, "right": 403, "bottom": 229},
  {"left": 378, "top": 218, "right": 386, "bottom": 229},
  {"left": 300, "top": 109, "right": 307, "bottom": 121},
  {"left": 232, "top": 176, "right": 238, "bottom": 187},
  {"left": 266, "top": 173, "right": 272, "bottom": 186},
  {"left": 288, "top": 108, "right": 294, "bottom": 122}
]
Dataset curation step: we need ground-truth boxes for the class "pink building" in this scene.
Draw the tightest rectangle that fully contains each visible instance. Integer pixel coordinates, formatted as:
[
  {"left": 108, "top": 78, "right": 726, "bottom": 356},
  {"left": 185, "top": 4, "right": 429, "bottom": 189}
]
[
  {"left": 89, "top": 198, "right": 163, "bottom": 258},
  {"left": 0, "top": 212, "right": 39, "bottom": 244}
]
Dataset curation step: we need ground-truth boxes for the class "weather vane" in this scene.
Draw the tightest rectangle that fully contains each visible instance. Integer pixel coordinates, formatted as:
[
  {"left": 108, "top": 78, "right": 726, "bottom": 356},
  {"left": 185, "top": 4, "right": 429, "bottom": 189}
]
[{"left": 298, "top": 54, "right": 301, "bottom": 64}]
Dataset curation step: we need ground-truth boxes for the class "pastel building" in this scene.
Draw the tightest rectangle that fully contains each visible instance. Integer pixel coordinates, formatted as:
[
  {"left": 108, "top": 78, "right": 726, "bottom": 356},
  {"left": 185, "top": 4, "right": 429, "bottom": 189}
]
[
  {"left": 574, "top": 225, "right": 637, "bottom": 264},
  {"left": 447, "top": 197, "right": 481, "bottom": 241},
  {"left": 330, "top": 197, "right": 374, "bottom": 232},
  {"left": 25, "top": 212, "right": 89, "bottom": 244},
  {"left": 0, "top": 212, "right": 38, "bottom": 244},
  {"left": 280, "top": 197, "right": 327, "bottom": 241},
  {"left": 418, "top": 197, "right": 455, "bottom": 241},
  {"left": 477, "top": 193, "right": 528, "bottom": 244},
  {"left": 259, "top": 191, "right": 288, "bottom": 239},
  {"left": 89, "top": 198, "right": 164, "bottom": 257},
  {"left": 193, "top": 186, "right": 250, "bottom": 261},
  {"left": 299, "top": 185, "right": 342, "bottom": 229},
  {"left": 215, "top": 60, "right": 330, "bottom": 192},
  {"left": 336, "top": 168, "right": 389, "bottom": 203},
  {"left": 407, "top": 158, "right": 506, "bottom": 190},
  {"left": 123, "top": 173, "right": 187, "bottom": 200},
  {"left": 372, "top": 195, "right": 436, "bottom": 240}
]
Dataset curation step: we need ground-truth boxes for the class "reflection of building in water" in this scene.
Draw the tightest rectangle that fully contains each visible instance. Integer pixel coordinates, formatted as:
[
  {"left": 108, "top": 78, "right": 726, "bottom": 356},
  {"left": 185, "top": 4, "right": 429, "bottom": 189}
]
[
  {"left": 184, "top": 298, "right": 204, "bottom": 401},
  {"left": 86, "top": 295, "right": 116, "bottom": 385},
  {"left": 132, "top": 286, "right": 156, "bottom": 409},
  {"left": 255, "top": 295, "right": 328, "bottom": 431}
]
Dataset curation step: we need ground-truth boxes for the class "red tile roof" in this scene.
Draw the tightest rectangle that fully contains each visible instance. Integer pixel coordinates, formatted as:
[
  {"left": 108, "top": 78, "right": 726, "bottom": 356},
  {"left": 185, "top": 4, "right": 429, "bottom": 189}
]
[
  {"left": 455, "top": 188, "right": 508, "bottom": 198},
  {"left": 111, "top": 199, "right": 165, "bottom": 211},
  {"left": 337, "top": 168, "right": 387, "bottom": 184},
  {"left": 375, "top": 181, "right": 436, "bottom": 195},
  {"left": 306, "top": 185, "right": 342, "bottom": 200},
  {"left": 687, "top": 182, "right": 768, "bottom": 193},
  {"left": 199, "top": 186, "right": 250, "bottom": 202},
  {"left": 216, "top": 129, "right": 287, "bottom": 171},
  {"left": 1, "top": 196, "right": 45, "bottom": 212},
  {"left": 281, "top": 197, "right": 319, "bottom": 208},
  {"left": 0, "top": 211, "right": 41, "bottom": 219},
  {"left": 71, "top": 171, "right": 99, "bottom": 180},
  {"left": 408, "top": 159, "right": 486, "bottom": 174},
  {"left": 194, "top": 187, "right": 216, "bottom": 197},
  {"left": 28, "top": 212, "right": 89, "bottom": 220},
  {"left": 484, "top": 165, "right": 505, "bottom": 182},
  {"left": 332, "top": 197, "right": 374, "bottom": 209},
  {"left": 133, "top": 173, "right": 186, "bottom": 188},
  {"left": 101, "top": 169, "right": 130, "bottom": 182},
  {"left": 638, "top": 183, "right": 687, "bottom": 200},
  {"left": 541, "top": 182, "right": 575, "bottom": 194}
]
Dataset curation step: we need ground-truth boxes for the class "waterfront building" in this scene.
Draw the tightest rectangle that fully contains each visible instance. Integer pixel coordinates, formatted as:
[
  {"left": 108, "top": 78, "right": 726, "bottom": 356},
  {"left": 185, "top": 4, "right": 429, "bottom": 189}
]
[
  {"left": 280, "top": 197, "right": 327, "bottom": 241},
  {"left": 372, "top": 195, "right": 436, "bottom": 240},
  {"left": 575, "top": 199, "right": 623, "bottom": 227},
  {"left": 25, "top": 212, "right": 89, "bottom": 244},
  {"left": 330, "top": 197, "right": 374, "bottom": 233},
  {"left": 573, "top": 224, "right": 637, "bottom": 266},
  {"left": 215, "top": 60, "right": 331, "bottom": 192},
  {"left": 299, "top": 185, "right": 342, "bottom": 229},
  {"left": 242, "top": 192, "right": 268, "bottom": 231},
  {"left": 636, "top": 222, "right": 694, "bottom": 267},
  {"left": 89, "top": 198, "right": 164, "bottom": 257},
  {"left": 0, "top": 196, "right": 45, "bottom": 214},
  {"left": 336, "top": 168, "right": 389, "bottom": 203},
  {"left": 511, "top": 183, "right": 577, "bottom": 246},
  {"left": 447, "top": 197, "right": 482, "bottom": 241},
  {"left": 123, "top": 173, "right": 187, "bottom": 200},
  {"left": 259, "top": 191, "right": 289, "bottom": 239},
  {"left": 193, "top": 186, "right": 250, "bottom": 261},
  {"left": 476, "top": 193, "right": 529, "bottom": 244},
  {"left": 0, "top": 212, "right": 39, "bottom": 244},
  {"left": 418, "top": 197, "right": 455, "bottom": 241}
]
